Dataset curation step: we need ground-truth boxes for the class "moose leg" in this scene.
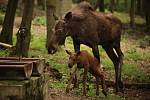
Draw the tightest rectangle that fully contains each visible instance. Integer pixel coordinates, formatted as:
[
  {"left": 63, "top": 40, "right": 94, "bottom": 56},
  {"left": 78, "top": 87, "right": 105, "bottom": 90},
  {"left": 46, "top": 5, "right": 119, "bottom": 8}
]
[
  {"left": 114, "top": 43, "right": 124, "bottom": 90},
  {"left": 114, "top": 42, "right": 124, "bottom": 65},
  {"left": 92, "top": 46, "right": 100, "bottom": 62},
  {"left": 73, "top": 38, "right": 80, "bottom": 88},
  {"left": 102, "top": 45, "right": 120, "bottom": 92}
]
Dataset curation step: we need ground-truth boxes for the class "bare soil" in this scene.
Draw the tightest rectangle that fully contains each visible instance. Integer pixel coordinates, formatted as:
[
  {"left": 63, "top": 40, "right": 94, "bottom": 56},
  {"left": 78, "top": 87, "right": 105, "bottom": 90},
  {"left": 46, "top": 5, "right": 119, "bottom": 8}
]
[{"left": 47, "top": 88, "right": 150, "bottom": 100}]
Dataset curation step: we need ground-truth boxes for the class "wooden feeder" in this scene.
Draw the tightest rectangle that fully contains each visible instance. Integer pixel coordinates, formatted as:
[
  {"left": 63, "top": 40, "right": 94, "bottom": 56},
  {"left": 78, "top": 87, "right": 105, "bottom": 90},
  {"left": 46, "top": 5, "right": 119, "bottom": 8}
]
[
  {"left": 0, "top": 57, "right": 45, "bottom": 75},
  {"left": 0, "top": 57, "right": 46, "bottom": 80},
  {"left": 0, "top": 62, "right": 33, "bottom": 80}
]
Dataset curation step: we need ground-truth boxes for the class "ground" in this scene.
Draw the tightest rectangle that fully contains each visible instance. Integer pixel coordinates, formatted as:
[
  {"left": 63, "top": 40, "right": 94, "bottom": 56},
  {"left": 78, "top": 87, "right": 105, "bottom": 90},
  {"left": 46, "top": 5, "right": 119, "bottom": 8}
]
[{"left": 47, "top": 88, "right": 150, "bottom": 100}]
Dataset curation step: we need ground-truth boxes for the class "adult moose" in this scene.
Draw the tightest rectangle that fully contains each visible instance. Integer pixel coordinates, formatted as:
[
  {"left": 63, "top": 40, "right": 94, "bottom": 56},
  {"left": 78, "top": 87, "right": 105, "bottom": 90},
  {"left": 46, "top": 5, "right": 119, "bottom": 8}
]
[{"left": 48, "top": 1, "right": 124, "bottom": 92}]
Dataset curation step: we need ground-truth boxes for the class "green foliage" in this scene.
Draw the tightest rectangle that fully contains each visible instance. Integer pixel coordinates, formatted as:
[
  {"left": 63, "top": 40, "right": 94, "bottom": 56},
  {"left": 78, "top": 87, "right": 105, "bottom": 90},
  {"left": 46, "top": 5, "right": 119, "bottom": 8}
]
[
  {"left": 139, "top": 35, "right": 150, "bottom": 48},
  {"left": 125, "top": 45, "right": 150, "bottom": 61},
  {"left": 113, "top": 12, "right": 145, "bottom": 24},
  {"left": 0, "top": 13, "right": 4, "bottom": 25},
  {"left": 122, "top": 63, "right": 150, "bottom": 82},
  {"left": 32, "top": 16, "right": 46, "bottom": 26},
  {"left": 0, "top": 49, "right": 10, "bottom": 57},
  {"left": 0, "top": 5, "right": 6, "bottom": 13}
]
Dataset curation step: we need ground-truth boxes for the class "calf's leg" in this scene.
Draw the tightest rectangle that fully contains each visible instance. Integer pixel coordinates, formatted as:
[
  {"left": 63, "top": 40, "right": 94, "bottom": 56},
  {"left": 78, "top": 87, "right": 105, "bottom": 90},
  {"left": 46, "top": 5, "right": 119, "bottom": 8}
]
[
  {"left": 66, "top": 66, "right": 78, "bottom": 93},
  {"left": 96, "top": 72, "right": 107, "bottom": 96},
  {"left": 83, "top": 69, "right": 88, "bottom": 96},
  {"left": 100, "top": 75, "right": 107, "bottom": 96},
  {"left": 95, "top": 76, "right": 100, "bottom": 96}
]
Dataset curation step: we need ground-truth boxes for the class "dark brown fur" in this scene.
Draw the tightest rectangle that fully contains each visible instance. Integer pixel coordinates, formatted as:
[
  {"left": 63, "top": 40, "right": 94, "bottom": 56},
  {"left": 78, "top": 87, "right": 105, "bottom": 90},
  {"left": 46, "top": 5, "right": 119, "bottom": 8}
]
[
  {"left": 48, "top": 1, "right": 124, "bottom": 92},
  {"left": 66, "top": 50, "right": 107, "bottom": 96}
]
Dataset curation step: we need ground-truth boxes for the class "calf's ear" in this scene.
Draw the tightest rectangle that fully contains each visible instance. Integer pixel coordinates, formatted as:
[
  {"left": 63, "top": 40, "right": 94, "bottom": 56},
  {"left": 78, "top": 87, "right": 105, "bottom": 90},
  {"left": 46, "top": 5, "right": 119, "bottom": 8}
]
[
  {"left": 53, "top": 13, "right": 59, "bottom": 20},
  {"left": 65, "top": 12, "right": 72, "bottom": 21},
  {"left": 76, "top": 51, "right": 81, "bottom": 56},
  {"left": 65, "top": 50, "right": 72, "bottom": 55}
]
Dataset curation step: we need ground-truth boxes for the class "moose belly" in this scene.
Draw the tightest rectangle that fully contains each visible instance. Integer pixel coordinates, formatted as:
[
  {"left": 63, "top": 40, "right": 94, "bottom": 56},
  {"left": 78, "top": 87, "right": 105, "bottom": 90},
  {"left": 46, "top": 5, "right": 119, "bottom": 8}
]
[{"left": 75, "top": 37, "right": 99, "bottom": 48}]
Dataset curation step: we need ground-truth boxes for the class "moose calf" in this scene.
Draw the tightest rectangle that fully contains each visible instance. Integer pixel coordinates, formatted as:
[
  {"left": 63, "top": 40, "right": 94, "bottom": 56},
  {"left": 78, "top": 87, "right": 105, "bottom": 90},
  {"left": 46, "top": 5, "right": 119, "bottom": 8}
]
[{"left": 66, "top": 50, "right": 107, "bottom": 96}]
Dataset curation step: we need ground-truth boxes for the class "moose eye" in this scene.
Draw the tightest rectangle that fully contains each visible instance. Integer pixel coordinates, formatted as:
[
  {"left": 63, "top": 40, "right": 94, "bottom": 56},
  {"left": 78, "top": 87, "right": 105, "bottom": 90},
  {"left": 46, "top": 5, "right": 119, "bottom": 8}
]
[{"left": 55, "top": 29, "right": 63, "bottom": 35}]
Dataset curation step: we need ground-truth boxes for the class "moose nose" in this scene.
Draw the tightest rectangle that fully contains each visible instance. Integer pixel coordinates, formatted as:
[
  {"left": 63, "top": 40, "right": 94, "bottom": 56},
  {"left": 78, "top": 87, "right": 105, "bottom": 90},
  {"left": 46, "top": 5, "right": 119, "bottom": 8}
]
[{"left": 68, "top": 64, "right": 72, "bottom": 68}]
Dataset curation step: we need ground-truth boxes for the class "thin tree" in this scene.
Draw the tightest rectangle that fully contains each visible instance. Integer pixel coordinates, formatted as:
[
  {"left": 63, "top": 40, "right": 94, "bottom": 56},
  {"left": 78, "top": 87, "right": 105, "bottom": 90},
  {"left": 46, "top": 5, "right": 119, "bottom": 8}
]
[
  {"left": 124, "top": 0, "right": 128, "bottom": 11},
  {"left": 98, "top": 0, "right": 105, "bottom": 12},
  {"left": 136, "top": 0, "right": 142, "bottom": 15},
  {"left": 0, "top": 0, "right": 19, "bottom": 48},
  {"left": 13, "top": 0, "right": 35, "bottom": 57},
  {"left": 143, "top": 0, "right": 150, "bottom": 33},
  {"left": 130, "top": 0, "right": 135, "bottom": 28},
  {"left": 110, "top": 0, "right": 115, "bottom": 13},
  {"left": 45, "top": 0, "right": 57, "bottom": 48}
]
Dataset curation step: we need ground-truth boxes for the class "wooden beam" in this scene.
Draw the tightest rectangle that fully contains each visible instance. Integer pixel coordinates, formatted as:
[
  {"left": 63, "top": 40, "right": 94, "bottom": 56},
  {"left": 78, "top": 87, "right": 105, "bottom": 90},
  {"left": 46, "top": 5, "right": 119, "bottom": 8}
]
[
  {"left": 0, "top": 63, "right": 33, "bottom": 80},
  {"left": 0, "top": 42, "right": 13, "bottom": 48},
  {"left": 0, "top": 57, "right": 45, "bottom": 76}
]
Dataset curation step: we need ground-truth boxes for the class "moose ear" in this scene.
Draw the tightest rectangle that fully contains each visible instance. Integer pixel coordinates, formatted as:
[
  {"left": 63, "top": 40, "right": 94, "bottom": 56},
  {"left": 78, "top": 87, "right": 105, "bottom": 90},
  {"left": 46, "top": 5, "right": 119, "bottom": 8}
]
[
  {"left": 53, "top": 13, "right": 59, "bottom": 20},
  {"left": 88, "top": 6, "right": 94, "bottom": 11},
  {"left": 65, "top": 50, "right": 72, "bottom": 55},
  {"left": 76, "top": 51, "right": 81, "bottom": 56},
  {"left": 65, "top": 12, "right": 72, "bottom": 20}
]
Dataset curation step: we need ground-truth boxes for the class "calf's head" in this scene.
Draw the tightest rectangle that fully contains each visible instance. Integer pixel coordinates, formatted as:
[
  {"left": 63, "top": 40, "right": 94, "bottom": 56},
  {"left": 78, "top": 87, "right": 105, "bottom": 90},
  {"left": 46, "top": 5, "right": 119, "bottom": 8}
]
[{"left": 66, "top": 50, "right": 80, "bottom": 68}]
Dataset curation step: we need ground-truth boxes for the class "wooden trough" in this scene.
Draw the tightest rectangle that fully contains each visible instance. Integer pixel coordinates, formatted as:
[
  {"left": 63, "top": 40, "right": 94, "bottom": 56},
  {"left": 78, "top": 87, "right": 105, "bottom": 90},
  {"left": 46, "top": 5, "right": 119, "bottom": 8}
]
[
  {"left": 0, "top": 57, "right": 48, "bottom": 100},
  {"left": 0, "top": 57, "right": 45, "bottom": 80},
  {"left": 0, "top": 62, "right": 33, "bottom": 80}
]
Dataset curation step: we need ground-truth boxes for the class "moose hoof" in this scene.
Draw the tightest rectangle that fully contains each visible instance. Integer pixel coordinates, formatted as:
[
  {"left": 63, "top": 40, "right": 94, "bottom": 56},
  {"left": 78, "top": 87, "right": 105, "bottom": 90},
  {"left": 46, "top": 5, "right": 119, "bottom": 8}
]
[
  {"left": 119, "top": 82, "right": 124, "bottom": 91},
  {"left": 102, "top": 90, "right": 107, "bottom": 97},
  {"left": 96, "top": 92, "right": 99, "bottom": 96},
  {"left": 115, "top": 81, "right": 124, "bottom": 93},
  {"left": 66, "top": 88, "right": 70, "bottom": 93}
]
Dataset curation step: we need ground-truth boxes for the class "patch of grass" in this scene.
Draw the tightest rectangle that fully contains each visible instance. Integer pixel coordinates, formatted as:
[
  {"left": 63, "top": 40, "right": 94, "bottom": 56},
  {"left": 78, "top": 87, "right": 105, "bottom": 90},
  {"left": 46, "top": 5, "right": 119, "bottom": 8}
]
[
  {"left": 32, "top": 16, "right": 46, "bottom": 26},
  {"left": 125, "top": 48, "right": 150, "bottom": 61},
  {"left": 30, "top": 33, "right": 46, "bottom": 49},
  {"left": 122, "top": 63, "right": 149, "bottom": 82},
  {"left": 49, "top": 79, "right": 67, "bottom": 89},
  {"left": 0, "top": 13, "right": 4, "bottom": 25},
  {"left": 114, "top": 12, "right": 145, "bottom": 24},
  {"left": 102, "top": 59, "right": 113, "bottom": 70},
  {"left": 139, "top": 35, "right": 150, "bottom": 48},
  {"left": 0, "top": 49, "right": 10, "bottom": 57}
]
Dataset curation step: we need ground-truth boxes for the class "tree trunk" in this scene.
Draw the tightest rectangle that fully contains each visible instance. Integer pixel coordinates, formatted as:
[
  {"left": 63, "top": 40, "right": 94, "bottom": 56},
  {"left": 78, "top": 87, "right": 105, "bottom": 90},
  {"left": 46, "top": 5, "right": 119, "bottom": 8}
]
[
  {"left": 98, "top": 0, "right": 105, "bottom": 12},
  {"left": 45, "top": 0, "right": 57, "bottom": 48},
  {"left": 116, "top": 0, "right": 119, "bottom": 5},
  {"left": 130, "top": 0, "right": 135, "bottom": 28},
  {"left": 37, "top": 0, "right": 45, "bottom": 10},
  {"left": 136, "top": 0, "right": 142, "bottom": 15},
  {"left": 143, "top": 0, "right": 150, "bottom": 33},
  {"left": 13, "top": 0, "right": 34, "bottom": 57},
  {"left": 124, "top": 0, "right": 128, "bottom": 12},
  {"left": 110, "top": 0, "right": 115, "bottom": 13},
  {"left": 0, "top": 0, "right": 18, "bottom": 48}
]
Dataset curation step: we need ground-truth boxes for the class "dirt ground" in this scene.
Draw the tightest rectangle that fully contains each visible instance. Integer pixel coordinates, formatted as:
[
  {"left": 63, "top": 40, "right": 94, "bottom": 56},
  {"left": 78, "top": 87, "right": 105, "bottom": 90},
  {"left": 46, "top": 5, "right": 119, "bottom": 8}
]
[{"left": 48, "top": 88, "right": 150, "bottom": 100}]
